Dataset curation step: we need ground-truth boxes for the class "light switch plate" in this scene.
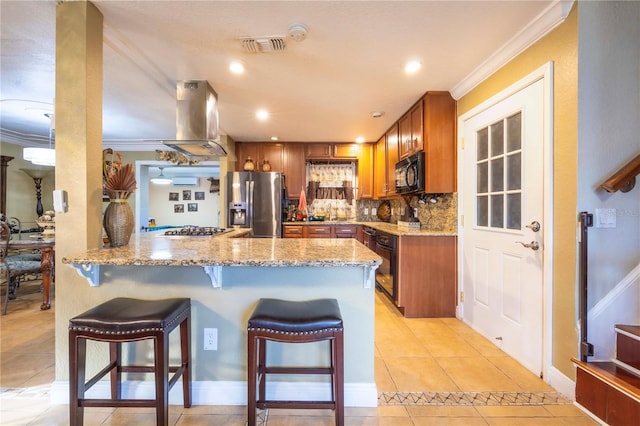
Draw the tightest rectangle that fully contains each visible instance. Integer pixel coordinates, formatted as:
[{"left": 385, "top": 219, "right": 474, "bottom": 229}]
[{"left": 595, "top": 208, "right": 616, "bottom": 228}]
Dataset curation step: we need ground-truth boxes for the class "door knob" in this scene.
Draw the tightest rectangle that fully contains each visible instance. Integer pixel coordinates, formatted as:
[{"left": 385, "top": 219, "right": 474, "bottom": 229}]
[
  {"left": 516, "top": 241, "right": 540, "bottom": 251},
  {"left": 526, "top": 221, "right": 541, "bottom": 232}
]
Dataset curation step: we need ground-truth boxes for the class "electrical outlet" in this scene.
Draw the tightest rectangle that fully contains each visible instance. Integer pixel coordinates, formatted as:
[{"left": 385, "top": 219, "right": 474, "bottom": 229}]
[
  {"left": 372, "top": 207, "right": 377, "bottom": 216},
  {"left": 204, "top": 328, "right": 217, "bottom": 351},
  {"left": 364, "top": 207, "right": 369, "bottom": 215}
]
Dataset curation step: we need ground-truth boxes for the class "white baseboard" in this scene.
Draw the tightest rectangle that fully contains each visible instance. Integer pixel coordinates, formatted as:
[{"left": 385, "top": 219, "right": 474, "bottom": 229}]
[
  {"left": 546, "top": 365, "right": 575, "bottom": 400},
  {"left": 50, "top": 380, "right": 378, "bottom": 407}
]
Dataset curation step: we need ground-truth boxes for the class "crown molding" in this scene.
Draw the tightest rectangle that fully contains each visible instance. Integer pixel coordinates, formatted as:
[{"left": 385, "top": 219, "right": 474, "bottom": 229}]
[{"left": 450, "top": 0, "right": 573, "bottom": 100}]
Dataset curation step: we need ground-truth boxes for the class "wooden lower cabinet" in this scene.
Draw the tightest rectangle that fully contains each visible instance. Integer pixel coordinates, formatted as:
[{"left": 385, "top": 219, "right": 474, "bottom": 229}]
[
  {"left": 305, "top": 225, "right": 333, "bottom": 238},
  {"left": 283, "top": 225, "right": 304, "bottom": 238},
  {"left": 334, "top": 225, "right": 358, "bottom": 239},
  {"left": 395, "top": 235, "right": 457, "bottom": 318},
  {"left": 283, "top": 224, "right": 362, "bottom": 239}
]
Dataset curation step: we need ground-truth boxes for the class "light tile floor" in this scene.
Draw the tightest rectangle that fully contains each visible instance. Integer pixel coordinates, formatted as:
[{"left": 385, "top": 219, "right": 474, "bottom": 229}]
[{"left": 0, "top": 280, "right": 596, "bottom": 425}]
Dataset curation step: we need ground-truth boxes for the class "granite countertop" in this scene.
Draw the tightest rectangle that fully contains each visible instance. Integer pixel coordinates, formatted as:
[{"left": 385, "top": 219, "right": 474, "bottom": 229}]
[
  {"left": 61, "top": 232, "right": 382, "bottom": 268},
  {"left": 284, "top": 221, "right": 457, "bottom": 237}
]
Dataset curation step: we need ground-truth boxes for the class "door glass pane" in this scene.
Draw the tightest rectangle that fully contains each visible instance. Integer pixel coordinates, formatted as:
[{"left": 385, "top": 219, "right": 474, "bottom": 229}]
[
  {"left": 490, "top": 194, "right": 504, "bottom": 228},
  {"left": 490, "top": 158, "right": 504, "bottom": 192},
  {"left": 490, "top": 121, "right": 504, "bottom": 156},
  {"left": 477, "top": 162, "right": 488, "bottom": 193},
  {"left": 477, "top": 195, "right": 488, "bottom": 227},
  {"left": 507, "top": 153, "right": 521, "bottom": 190},
  {"left": 507, "top": 193, "right": 521, "bottom": 230},
  {"left": 507, "top": 112, "right": 521, "bottom": 151},
  {"left": 477, "top": 128, "right": 488, "bottom": 161}
]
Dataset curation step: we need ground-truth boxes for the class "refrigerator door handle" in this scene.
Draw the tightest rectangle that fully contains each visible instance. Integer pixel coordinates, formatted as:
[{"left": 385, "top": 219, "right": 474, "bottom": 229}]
[{"left": 247, "top": 180, "right": 254, "bottom": 230}]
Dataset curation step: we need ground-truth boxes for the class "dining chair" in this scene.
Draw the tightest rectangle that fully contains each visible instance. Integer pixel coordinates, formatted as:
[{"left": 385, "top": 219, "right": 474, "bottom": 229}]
[{"left": 0, "top": 221, "right": 43, "bottom": 314}]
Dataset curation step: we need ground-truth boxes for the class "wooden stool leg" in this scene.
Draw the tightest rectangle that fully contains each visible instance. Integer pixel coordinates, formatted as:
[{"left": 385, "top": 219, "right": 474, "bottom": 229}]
[
  {"left": 258, "top": 338, "right": 267, "bottom": 403},
  {"left": 180, "top": 315, "right": 192, "bottom": 408},
  {"left": 334, "top": 332, "right": 345, "bottom": 426},
  {"left": 109, "top": 342, "right": 122, "bottom": 399},
  {"left": 154, "top": 332, "right": 169, "bottom": 426},
  {"left": 69, "top": 333, "right": 86, "bottom": 426},
  {"left": 247, "top": 331, "right": 257, "bottom": 426}
]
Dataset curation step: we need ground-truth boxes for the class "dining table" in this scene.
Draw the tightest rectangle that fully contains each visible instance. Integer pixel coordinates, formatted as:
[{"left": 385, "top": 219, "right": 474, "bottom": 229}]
[{"left": 8, "top": 237, "right": 55, "bottom": 310}]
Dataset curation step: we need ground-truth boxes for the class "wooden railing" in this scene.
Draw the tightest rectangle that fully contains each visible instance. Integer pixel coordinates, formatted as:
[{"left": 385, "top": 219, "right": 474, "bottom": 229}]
[{"left": 601, "top": 153, "right": 640, "bottom": 193}]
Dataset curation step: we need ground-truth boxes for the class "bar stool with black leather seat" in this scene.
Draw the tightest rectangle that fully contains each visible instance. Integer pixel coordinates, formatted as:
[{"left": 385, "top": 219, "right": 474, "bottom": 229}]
[
  {"left": 68, "top": 297, "right": 191, "bottom": 426},
  {"left": 247, "top": 298, "right": 344, "bottom": 426}
]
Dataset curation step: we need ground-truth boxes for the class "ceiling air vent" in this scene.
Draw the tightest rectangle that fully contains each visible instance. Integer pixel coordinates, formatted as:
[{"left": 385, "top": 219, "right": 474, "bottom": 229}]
[{"left": 241, "top": 37, "right": 287, "bottom": 53}]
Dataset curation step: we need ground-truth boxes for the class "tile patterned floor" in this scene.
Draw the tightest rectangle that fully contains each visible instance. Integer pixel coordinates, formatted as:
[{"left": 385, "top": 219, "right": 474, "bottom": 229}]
[{"left": 1, "top": 280, "right": 597, "bottom": 425}]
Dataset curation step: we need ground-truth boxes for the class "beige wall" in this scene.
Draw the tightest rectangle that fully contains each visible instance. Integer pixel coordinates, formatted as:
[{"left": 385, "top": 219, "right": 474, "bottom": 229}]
[{"left": 457, "top": 6, "right": 578, "bottom": 378}]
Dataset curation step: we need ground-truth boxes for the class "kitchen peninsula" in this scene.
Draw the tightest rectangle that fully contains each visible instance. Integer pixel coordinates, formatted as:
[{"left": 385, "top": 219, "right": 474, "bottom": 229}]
[{"left": 60, "top": 232, "right": 382, "bottom": 407}]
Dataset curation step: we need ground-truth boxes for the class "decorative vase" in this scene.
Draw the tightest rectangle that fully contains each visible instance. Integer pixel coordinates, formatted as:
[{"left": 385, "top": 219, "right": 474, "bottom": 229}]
[
  {"left": 262, "top": 160, "right": 271, "bottom": 171},
  {"left": 243, "top": 157, "right": 255, "bottom": 171},
  {"left": 103, "top": 191, "right": 134, "bottom": 247}
]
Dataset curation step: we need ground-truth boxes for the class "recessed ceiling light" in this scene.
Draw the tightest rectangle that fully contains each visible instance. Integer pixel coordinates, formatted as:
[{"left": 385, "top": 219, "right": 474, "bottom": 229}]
[
  {"left": 370, "top": 111, "right": 384, "bottom": 118},
  {"left": 405, "top": 60, "right": 422, "bottom": 74},
  {"left": 256, "top": 109, "right": 269, "bottom": 121},
  {"left": 229, "top": 61, "right": 245, "bottom": 74},
  {"left": 355, "top": 136, "right": 365, "bottom": 143},
  {"left": 271, "top": 136, "right": 279, "bottom": 141}
]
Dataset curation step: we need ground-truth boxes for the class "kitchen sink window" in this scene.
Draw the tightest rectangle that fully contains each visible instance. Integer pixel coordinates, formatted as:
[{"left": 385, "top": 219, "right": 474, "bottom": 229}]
[{"left": 306, "top": 162, "right": 356, "bottom": 220}]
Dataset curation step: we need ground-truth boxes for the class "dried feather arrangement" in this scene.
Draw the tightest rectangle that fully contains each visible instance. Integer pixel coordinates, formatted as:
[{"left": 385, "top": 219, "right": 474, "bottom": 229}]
[{"left": 104, "top": 163, "right": 136, "bottom": 199}]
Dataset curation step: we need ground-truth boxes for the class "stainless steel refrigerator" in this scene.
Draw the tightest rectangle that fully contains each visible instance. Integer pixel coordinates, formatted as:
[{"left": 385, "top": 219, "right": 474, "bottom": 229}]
[{"left": 227, "top": 171, "right": 283, "bottom": 237}]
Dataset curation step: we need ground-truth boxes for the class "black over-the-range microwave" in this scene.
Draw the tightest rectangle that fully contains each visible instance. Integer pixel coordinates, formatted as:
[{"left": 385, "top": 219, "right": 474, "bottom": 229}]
[{"left": 395, "top": 151, "right": 425, "bottom": 194}]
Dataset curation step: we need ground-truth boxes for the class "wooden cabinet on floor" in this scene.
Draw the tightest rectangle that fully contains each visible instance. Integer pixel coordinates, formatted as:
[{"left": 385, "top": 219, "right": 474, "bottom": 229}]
[
  {"left": 283, "top": 225, "right": 304, "bottom": 238},
  {"left": 396, "top": 235, "right": 457, "bottom": 317},
  {"left": 283, "top": 224, "right": 363, "bottom": 240},
  {"left": 305, "top": 225, "right": 334, "bottom": 238}
]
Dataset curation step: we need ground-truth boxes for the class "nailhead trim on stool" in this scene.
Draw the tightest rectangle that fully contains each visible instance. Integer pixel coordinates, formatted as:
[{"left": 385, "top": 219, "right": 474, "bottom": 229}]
[
  {"left": 68, "top": 298, "right": 191, "bottom": 426},
  {"left": 247, "top": 298, "right": 344, "bottom": 426}
]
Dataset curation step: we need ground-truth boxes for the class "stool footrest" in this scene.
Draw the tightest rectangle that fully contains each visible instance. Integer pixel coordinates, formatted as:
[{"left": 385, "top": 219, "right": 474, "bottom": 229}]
[
  {"left": 262, "top": 367, "right": 332, "bottom": 375},
  {"left": 258, "top": 401, "right": 336, "bottom": 410},
  {"left": 79, "top": 399, "right": 158, "bottom": 408},
  {"left": 119, "top": 365, "right": 182, "bottom": 374}
]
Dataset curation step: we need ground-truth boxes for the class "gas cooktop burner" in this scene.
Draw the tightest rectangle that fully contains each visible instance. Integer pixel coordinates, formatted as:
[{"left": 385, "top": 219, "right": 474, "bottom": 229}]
[{"left": 164, "top": 226, "right": 228, "bottom": 236}]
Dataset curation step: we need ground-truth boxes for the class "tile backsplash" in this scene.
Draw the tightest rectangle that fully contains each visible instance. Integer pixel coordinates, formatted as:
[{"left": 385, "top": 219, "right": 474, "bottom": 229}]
[{"left": 356, "top": 193, "right": 457, "bottom": 233}]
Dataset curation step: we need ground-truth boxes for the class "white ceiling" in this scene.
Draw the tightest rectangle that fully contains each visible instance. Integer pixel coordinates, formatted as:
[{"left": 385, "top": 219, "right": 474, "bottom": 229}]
[{"left": 0, "top": 0, "right": 570, "bottom": 151}]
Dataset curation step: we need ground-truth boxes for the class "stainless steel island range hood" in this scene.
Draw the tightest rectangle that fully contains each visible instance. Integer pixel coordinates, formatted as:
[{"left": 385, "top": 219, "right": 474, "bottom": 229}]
[{"left": 162, "top": 80, "right": 227, "bottom": 157}]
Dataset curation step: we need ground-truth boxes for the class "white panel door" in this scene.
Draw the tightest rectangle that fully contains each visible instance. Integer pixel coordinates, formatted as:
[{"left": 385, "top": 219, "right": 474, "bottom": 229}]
[{"left": 461, "top": 78, "right": 544, "bottom": 376}]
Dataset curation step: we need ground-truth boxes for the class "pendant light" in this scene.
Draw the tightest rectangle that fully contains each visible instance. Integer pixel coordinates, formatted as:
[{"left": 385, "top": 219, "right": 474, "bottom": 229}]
[
  {"left": 23, "top": 113, "right": 55, "bottom": 167},
  {"left": 150, "top": 167, "right": 172, "bottom": 185}
]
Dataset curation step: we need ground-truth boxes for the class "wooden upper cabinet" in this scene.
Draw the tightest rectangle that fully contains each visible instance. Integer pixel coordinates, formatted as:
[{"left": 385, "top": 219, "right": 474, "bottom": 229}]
[
  {"left": 306, "top": 143, "right": 359, "bottom": 159},
  {"left": 386, "top": 124, "right": 399, "bottom": 197},
  {"left": 234, "top": 142, "right": 284, "bottom": 172},
  {"left": 374, "top": 136, "right": 387, "bottom": 199},
  {"left": 374, "top": 124, "right": 398, "bottom": 199},
  {"left": 423, "top": 92, "right": 456, "bottom": 193},
  {"left": 333, "top": 144, "right": 359, "bottom": 158},
  {"left": 357, "top": 144, "right": 373, "bottom": 199},
  {"left": 260, "top": 143, "right": 284, "bottom": 172},
  {"left": 235, "top": 143, "right": 260, "bottom": 171},
  {"left": 399, "top": 100, "right": 423, "bottom": 159},
  {"left": 283, "top": 143, "right": 305, "bottom": 199},
  {"left": 305, "top": 143, "right": 332, "bottom": 159}
]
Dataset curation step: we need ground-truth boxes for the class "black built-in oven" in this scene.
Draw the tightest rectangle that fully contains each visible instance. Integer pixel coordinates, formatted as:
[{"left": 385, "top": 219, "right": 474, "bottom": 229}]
[{"left": 374, "top": 230, "right": 397, "bottom": 302}]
